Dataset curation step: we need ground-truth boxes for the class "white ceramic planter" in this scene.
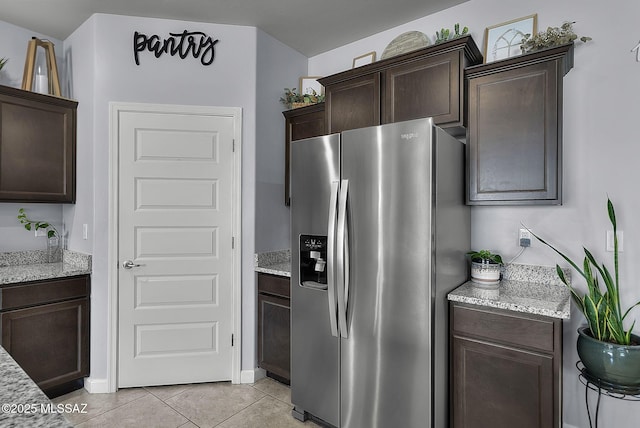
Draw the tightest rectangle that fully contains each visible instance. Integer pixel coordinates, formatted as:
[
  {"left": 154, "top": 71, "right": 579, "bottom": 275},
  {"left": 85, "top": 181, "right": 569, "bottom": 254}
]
[{"left": 470, "top": 260, "right": 501, "bottom": 286}]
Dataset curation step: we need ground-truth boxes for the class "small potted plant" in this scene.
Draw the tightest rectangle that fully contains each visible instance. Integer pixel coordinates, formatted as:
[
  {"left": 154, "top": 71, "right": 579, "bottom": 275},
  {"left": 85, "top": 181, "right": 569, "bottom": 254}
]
[
  {"left": 279, "top": 87, "right": 325, "bottom": 110},
  {"left": 17, "top": 208, "right": 61, "bottom": 262},
  {"left": 466, "top": 249, "right": 503, "bottom": 286},
  {"left": 434, "top": 23, "right": 469, "bottom": 44},
  {"left": 530, "top": 198, "right": 640, "bottom": 387}
]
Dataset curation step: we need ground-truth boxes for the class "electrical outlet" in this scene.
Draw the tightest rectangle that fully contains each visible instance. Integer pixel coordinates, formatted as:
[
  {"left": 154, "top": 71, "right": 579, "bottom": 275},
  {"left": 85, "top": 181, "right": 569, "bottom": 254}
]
[
  {"left": 519, "top": 228, "right": 531, "bottom": 247},
  {"left": 606, "top": 230, "right": 623, "bottom": 252}
]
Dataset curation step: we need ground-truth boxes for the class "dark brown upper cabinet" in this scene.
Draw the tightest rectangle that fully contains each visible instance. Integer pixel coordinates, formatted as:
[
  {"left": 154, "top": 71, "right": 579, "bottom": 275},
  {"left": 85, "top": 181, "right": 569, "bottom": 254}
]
[
  {"left": 319, "top": 36, "right": 482, "bottom": 136},
  {"left": 465, "top": 44, "right": 574, "bottom": 205},
  {"left": 0, "top": 85, "right": 77, "bottom": 203},
  {"left": 322, "top": 73, "right": 380, "bottom": 134},
  {"left": 283, "top": 103, "right": 325, "bottom": 206}
]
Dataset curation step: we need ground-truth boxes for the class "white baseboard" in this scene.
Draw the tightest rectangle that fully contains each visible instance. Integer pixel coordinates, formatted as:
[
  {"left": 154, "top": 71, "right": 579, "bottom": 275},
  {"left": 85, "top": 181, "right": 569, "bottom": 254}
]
[
  {"left": 240, "top": 368, "right": 266, "bottom": 384},
  {"left": 83, "top": 377, "right": 111, "bottom": 393}
]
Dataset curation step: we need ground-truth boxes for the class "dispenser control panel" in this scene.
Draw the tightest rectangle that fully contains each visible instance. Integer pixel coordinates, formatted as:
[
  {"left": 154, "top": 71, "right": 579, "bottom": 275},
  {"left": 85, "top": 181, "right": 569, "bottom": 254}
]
[{"left": 299, "top": 235, "right": 328, "bottom": 290}]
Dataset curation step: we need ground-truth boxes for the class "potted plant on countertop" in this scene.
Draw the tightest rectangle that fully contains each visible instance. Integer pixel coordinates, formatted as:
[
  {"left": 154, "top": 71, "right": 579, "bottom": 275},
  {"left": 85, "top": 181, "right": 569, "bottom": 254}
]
[
  {"left": 530, "top": 198, "right": 640, "bottom": 387},
  {"left": 17, "top": 208, "right": 62, "bottom": 262},
  {"left": 466, "top": 249, "right": 503, "bottom": 286}
]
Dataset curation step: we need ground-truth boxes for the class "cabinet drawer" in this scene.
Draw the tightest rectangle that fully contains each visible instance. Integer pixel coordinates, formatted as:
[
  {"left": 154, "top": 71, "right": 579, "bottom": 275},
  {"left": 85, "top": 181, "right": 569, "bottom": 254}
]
[
  {"left": 0, "top": 276, "right": 90, "bottom": 310},
  {"left": 451, "top": 303, "right": 558, "bottom": 353},
  {"left": 257, "top": 273, "right": 290, "bottom": 298}
]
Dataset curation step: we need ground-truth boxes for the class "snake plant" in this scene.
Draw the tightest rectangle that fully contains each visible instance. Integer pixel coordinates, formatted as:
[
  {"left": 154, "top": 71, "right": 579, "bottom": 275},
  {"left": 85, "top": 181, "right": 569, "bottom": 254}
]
[{"left": 530, "top": 198, "right": 640, "bottom": 345}]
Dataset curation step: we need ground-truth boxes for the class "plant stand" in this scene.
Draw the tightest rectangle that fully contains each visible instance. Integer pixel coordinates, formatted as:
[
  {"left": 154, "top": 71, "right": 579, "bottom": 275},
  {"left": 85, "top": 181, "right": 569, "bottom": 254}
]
[{"left": 576, "top": 361, "right": 640, "bottom": 428}]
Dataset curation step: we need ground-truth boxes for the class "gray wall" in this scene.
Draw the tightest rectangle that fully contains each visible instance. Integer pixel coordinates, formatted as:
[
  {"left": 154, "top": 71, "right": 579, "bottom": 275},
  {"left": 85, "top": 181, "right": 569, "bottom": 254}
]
[{"left": 254, "top": 30, "right": 307, "bottom": 254}]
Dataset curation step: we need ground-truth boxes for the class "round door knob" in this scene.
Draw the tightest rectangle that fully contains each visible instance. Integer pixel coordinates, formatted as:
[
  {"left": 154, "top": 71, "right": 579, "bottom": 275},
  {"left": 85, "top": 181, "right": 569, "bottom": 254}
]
[{"left": 122, "top": 260, "right": 141, "bottom": 269}]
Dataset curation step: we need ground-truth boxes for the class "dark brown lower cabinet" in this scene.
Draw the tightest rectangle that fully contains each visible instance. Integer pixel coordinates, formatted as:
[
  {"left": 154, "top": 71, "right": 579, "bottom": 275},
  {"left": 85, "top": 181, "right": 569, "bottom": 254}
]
[
  {"left": 257, "top": 273, "right": 290, "bottom": 383},
  {"left": 0, "top": 275, "right": 90, "bottom": 397},
  {"left": 450, "top": 302, "right": 562, "bottom": 428}
]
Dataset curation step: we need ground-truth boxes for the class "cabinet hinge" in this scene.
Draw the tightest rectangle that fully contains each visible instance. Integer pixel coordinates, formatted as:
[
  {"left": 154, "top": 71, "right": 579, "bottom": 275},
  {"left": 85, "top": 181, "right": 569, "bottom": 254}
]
[
  {"left": 232, "top": 236, "right": 235, "bottom": 249},
  {"left": 232, "top": 334, "right": 234, "bottom": 346},
  {"left": 232, "top": 139, "right": 235, "bottom": 152}
]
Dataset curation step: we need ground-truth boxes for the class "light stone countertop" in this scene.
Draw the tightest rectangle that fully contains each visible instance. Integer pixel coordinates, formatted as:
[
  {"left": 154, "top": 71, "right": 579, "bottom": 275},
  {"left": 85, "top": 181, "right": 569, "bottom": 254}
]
[
  {"left": 0, "top": 346, "right": 71, "bottom": 427},
  {"left": 254, "top": 250, "right": 291, "bottom": 277},
  {"left": 0, "top": 250, "right": 92, "bottom": 286},
  {"left": 448, "top": 263, "right": 572, "bottom": 319},
  {"left": 253, "top": 254, "right": 570, "bottom": 319}
]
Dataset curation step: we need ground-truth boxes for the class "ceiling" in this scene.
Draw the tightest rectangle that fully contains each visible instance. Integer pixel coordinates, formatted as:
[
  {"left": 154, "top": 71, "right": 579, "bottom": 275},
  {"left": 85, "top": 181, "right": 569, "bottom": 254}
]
[{"left": 0, "top": 0, "right": 465, "bottom": 57}]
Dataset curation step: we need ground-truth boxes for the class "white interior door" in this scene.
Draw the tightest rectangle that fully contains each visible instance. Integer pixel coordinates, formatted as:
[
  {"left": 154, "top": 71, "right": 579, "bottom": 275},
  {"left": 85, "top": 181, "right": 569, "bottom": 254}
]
[{"left": 115, "top": 104, "right": 240, "bottom": 388}]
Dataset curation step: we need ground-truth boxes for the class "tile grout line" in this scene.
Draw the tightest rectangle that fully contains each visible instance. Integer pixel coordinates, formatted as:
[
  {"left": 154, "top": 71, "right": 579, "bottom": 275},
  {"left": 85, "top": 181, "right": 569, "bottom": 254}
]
[
  {"left": 66, "top": 389, "right": 154, "bottom": 426},
  {"left": 158, "top": 387, "right": 268, "bottom": 428}
]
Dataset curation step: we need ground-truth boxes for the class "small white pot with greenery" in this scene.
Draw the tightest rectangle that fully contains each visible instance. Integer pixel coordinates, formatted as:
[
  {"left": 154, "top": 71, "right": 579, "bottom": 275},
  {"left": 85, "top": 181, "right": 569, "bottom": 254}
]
[{"left": 467, "top": 250, "right": 503, "bottom": 286}]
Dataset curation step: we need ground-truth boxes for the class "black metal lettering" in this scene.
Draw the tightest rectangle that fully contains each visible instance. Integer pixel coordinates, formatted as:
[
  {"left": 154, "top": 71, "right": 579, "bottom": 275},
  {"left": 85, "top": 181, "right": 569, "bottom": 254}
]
[
  {"left": 133, "top": 31, "right": 147, "bottom": 65},
  {"left": 133, "top": 30, "right": 219, "bottom": 65}
]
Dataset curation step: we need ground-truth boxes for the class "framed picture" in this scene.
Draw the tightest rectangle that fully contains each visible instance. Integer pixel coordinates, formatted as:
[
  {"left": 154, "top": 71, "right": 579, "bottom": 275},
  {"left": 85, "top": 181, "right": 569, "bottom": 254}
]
[
  {"left": 484, "top": 14, "right": 537, "bottom": 63},
  {"left": 352, "top": 51, "right": 376, "bottom": 68},
  {"left": 299, "top": 76, "right": 324, "bottom": 96}
]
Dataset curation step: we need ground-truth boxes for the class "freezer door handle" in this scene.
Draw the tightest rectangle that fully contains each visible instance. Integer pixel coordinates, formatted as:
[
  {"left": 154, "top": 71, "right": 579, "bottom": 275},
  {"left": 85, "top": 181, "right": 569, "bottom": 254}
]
[
  {"left": 336, "top": 179, "right": 349, "bottom": 338},
  {"left": 326, "top": 180, "right": 340, "bottom": 337}
]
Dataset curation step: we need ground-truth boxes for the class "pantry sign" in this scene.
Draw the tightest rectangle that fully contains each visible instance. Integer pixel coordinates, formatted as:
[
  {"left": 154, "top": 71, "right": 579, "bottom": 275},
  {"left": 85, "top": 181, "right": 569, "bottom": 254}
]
[{"left": 133, "top": 30, "right": 219, "bottom": 66}]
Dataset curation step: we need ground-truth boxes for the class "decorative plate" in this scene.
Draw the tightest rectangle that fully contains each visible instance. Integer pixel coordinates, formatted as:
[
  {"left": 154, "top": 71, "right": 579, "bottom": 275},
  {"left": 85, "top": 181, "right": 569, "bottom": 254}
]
[{"left": 381, "top": 31, "right": 430, "bottom": 60}]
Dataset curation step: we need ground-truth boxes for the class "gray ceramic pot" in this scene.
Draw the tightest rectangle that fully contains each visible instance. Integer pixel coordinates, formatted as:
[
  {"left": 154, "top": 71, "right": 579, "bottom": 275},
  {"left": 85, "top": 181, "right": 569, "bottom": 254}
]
[{"left": 577, "top": 326, "right": 640, "bottom": 387}]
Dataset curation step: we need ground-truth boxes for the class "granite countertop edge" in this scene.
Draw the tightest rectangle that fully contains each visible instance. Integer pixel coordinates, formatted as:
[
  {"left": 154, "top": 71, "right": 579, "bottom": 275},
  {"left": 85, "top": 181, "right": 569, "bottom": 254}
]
[
  {"left": 448, "top": 279, "right": 571, "bottom": 319},
  {"left": 0, "top": 250, "right": 92, "bottom": 286},
  {"left": 0, "top": 346, "right": 71, "bottom": 427},
  {"left": 254, "top": 250, "right": 291, "bottom": 278}
]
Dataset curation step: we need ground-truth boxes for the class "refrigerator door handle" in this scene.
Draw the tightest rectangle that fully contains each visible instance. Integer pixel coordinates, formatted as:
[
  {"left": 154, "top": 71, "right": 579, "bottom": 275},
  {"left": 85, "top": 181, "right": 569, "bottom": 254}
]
[
  {"left": 336, "top": 179, "right": 349, "bottom": 339},
  {"left": 326, "top": 180, "right": 340, "bottom": 337}
]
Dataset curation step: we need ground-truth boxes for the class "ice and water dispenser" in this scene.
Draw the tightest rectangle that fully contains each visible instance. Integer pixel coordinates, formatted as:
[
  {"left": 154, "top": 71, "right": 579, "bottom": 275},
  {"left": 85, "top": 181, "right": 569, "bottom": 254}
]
[{"left": 299, "top": 235, "right": 328, "bottom": 290}]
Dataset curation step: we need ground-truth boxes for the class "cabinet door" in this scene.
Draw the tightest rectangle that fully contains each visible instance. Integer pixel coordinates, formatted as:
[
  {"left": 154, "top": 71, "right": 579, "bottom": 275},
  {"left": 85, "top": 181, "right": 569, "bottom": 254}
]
[
  {"left": 284, "top": 104, "right": 325, "bottom": 205},
  {"left": 383, "top": 50, "right": 462, "bottom": 129},
  {"left": 467, "top": 60, "right": 562, "bottom": 204},
  {"left": 451, "top": 335, "right": 555, "bottom": 428},
  {"left": 0, "top": 86, "right": 77, "bottom": 203},
  {"left": 325, "top": 73, "right": 380, "bottom": 133},
  {"left": 257, "top": 292, "right": 290, "bottom": 382},
  {"left": 1, "top": 298, "right": 90, "bottom": 393}
]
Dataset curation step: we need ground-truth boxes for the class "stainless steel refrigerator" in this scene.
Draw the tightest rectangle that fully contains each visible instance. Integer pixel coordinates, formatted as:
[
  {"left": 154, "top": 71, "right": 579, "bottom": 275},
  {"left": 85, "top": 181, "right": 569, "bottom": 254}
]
[{"left": 290, "top": 118, "right": 470, "bottom": 428}]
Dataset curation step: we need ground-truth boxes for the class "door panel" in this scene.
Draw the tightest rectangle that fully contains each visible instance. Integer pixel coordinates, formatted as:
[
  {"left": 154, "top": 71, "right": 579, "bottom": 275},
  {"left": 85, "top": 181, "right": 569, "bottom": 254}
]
[
  {"left": 326, "top": 74, "right": 380, "bottom": 133},
  {"left": 290, "top": 134, "right": 340, "bottom": 427},
  {"left": 117, "top": 107, "right": 236, "bottom": 387},
  {"left": 340, "top": 119, "right": 434, "bottom": 428}
]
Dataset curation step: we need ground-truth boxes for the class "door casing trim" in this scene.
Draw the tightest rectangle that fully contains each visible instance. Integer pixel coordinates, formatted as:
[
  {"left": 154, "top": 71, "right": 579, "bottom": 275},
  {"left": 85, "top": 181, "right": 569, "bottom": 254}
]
[{"left": 107, "top": 102, "right": 243, "bottom": 392}]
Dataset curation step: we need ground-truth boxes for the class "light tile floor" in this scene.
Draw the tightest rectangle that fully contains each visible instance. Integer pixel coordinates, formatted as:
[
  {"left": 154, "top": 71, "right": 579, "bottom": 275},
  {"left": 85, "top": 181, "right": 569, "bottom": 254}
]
[{"left": 53, "top": 378, "right": 321, "bottom": 427}]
